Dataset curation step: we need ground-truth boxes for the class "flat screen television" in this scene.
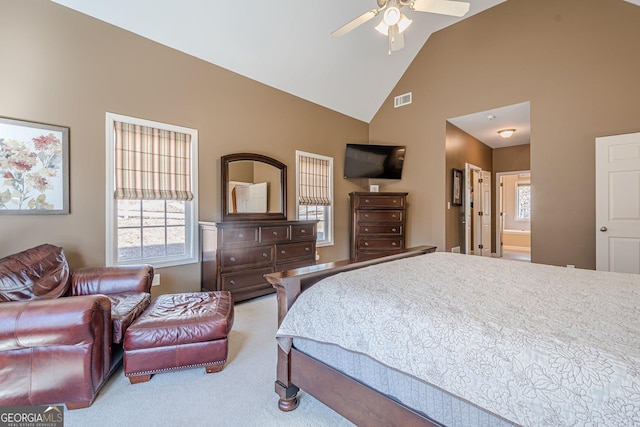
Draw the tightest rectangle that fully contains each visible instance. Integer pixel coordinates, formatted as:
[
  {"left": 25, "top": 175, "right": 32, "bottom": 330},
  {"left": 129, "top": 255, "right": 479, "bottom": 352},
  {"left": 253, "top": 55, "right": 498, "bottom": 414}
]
[{"left": 343, "top": 143, "right": 406, "bottom": 179}]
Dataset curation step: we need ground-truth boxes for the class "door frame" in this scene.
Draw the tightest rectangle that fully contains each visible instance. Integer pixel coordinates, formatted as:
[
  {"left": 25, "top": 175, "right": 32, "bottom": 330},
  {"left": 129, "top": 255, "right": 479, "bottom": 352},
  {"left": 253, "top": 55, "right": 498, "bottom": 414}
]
[
  {"left": 495, "top": 170, "right": 531, "bottom": 258},
  {"left": 464, "top": 163, "right": 481, "bottom": 254}
]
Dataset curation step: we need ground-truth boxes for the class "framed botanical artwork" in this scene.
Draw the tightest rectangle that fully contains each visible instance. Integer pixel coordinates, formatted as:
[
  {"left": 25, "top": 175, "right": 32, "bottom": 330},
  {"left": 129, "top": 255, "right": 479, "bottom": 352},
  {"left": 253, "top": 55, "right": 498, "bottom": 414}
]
[
  {"left": 0, "top": 117, "right": 69, "bottom": 214},
  {"left": 452, "top": 168, "right": 463, "bottom": 206}
]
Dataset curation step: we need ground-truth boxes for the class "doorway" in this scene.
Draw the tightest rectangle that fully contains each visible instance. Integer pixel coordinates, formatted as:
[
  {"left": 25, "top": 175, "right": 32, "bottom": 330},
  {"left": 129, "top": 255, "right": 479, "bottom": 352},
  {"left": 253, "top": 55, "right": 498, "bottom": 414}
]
[{"left": 496, "top": 171, "right": 531, "bottom": 261}]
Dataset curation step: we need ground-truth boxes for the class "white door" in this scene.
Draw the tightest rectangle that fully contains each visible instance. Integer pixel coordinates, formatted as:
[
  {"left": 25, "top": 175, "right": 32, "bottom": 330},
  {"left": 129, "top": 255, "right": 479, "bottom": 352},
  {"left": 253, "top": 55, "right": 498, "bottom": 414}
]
[
  {"left": 472, "top": 170, "right": 492, "bottom": 256},
  {"left": 596, "top": 132, "right": 640, "bottom": 273}
]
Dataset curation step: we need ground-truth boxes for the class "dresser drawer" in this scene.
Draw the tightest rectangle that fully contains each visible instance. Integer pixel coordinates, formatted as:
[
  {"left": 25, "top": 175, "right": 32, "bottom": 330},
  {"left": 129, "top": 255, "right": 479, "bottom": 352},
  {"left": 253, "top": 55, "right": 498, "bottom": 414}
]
[
  {"left": 220, "top": 246, "right": 274, "bottom": 269},
  {"left": 260, "top": 225, "right": 290, "bottom": 243},
  {"left": 220, "top": 226, "right": 259, "bottom": 246},
  {"left": 291, "top": 223, "right": 316, "bottom": 240},
  {"left": 276, "top": 241, "right": 315, "bottom": 262},
  {"left": 355, "top": 195, "right": 405, "bottom": 209},
  {"left": 357, "top": 237, "right": 404, "bottom": 251},
  {"left": 220, "top": 267, "right": 273, "bottom": 292},
  {"left": 358, "top": 224, "right": 403, "bottom": 235},
  {"left": 357, "top": 210, "right": 403, "bottom": 223}
]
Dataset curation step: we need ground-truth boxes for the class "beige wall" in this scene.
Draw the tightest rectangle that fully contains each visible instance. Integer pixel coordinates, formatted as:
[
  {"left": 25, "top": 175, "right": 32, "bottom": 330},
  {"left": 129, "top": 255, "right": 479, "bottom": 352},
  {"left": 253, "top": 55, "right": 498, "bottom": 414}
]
[
  {"left": 493, "top": 145, "right": 531, "bottom": 174},
  {"left": 370, "top": 0, "right": 640, "bottom": 268},
  {"left": 0, "top": 0, "right": 367, "bottom": 294}
]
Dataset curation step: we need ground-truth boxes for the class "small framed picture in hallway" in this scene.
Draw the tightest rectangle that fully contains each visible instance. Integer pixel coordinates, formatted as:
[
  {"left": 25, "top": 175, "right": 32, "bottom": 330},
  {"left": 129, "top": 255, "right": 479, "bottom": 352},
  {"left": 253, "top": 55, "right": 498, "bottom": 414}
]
[{"left": 452, "top": 168, "right": 463, "bottom": 206}]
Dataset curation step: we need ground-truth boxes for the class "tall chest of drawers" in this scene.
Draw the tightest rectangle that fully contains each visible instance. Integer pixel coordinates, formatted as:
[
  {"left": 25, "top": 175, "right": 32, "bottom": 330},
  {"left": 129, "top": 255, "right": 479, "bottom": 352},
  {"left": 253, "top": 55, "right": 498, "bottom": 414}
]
[
  {"left": 200, "top": 220, "right": 316, "bottom": 302},
  {"left": 349, "top": 192, "right": 408, "bottom": 260}
]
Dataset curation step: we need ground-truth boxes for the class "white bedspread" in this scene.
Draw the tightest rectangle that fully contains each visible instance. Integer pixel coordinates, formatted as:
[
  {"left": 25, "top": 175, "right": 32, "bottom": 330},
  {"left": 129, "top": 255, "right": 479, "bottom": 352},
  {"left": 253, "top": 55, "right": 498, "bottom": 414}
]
[{"left": 276, "top": 252, "right": 640, "bottom": 426}]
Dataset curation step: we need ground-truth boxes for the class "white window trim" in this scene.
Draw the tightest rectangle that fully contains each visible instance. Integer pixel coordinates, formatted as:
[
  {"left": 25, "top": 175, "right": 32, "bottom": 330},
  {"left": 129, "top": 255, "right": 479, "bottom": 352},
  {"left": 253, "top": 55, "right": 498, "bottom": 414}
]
[
  {"left": 295, "top": 150, "right": 334, "bottom": 247},
  {"left": 105, "top": 112, "right": 199, "bottom": 268}
]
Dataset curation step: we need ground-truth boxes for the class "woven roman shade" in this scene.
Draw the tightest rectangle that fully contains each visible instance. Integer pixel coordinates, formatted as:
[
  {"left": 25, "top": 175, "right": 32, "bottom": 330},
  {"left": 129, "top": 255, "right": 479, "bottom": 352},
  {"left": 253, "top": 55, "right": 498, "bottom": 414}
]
[
  {"left": 114, "top": 121, "right": 193, "bottom": 201},
  {"left": 298, "top": 154, "right": 331, "bottom": 206}
]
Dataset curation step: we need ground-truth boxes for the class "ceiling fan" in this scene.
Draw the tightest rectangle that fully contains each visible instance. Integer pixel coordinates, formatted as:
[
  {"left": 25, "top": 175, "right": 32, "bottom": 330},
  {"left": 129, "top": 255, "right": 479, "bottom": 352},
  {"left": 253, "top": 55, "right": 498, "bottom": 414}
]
[{"left": 331, "top": 0, "right": 471, "bottom": 54}]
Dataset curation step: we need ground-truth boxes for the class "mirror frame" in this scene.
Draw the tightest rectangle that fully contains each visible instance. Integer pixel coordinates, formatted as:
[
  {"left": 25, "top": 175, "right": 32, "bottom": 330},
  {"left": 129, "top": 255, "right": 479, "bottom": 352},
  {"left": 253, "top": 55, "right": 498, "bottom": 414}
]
[{"left": 221, "top": 153, "right": 287, "bottom": 221}]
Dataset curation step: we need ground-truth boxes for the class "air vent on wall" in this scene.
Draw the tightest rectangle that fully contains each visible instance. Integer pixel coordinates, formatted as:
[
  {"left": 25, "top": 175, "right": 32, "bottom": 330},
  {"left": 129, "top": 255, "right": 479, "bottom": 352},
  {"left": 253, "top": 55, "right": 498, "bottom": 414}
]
[{"left": 394, "top": 92, "right": 412, "bottom": 108}]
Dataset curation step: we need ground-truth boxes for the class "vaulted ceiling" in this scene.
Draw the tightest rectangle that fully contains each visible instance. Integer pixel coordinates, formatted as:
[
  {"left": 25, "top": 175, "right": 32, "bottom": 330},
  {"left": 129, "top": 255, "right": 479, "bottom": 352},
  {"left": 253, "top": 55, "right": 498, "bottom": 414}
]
[{"left": 50, "top": 0, "right": 507, "bottom": 123}]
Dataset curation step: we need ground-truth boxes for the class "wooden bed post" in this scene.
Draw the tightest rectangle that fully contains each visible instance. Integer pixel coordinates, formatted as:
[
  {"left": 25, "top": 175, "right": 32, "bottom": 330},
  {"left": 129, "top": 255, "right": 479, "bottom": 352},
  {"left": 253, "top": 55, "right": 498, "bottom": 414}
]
[{"left": 270, "top": 274, "right": 302, "bottom": 411}]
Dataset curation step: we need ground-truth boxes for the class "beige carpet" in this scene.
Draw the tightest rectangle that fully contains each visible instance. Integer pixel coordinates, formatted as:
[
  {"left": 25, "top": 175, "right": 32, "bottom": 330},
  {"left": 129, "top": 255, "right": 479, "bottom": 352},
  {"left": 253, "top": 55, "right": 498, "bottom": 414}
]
[{"left": 65, "top": 294, "right": 354, "bottom": 427}]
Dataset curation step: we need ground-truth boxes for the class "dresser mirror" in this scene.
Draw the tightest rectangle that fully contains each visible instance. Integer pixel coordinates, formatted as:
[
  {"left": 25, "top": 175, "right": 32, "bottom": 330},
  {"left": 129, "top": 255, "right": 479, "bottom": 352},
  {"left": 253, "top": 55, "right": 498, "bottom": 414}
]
[{"left": 221, "top": 153, "right": 287, "bottom": 221}]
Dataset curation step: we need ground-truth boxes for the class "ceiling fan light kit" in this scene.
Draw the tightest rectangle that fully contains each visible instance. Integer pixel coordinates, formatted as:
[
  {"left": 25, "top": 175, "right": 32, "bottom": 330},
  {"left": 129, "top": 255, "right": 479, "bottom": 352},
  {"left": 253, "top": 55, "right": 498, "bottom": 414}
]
[
  {"left": 375, "top": 13, "right": 412, "bottom": 35},
  {"left": 332, "top": 0, "right": 471, "bottom": 54}
]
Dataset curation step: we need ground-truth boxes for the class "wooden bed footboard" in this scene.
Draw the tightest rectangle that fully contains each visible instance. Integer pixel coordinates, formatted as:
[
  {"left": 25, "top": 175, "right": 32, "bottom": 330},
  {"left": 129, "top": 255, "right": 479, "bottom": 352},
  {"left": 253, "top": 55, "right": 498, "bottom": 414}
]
[{"left": 265, "top": 245, "right": 437, "bottom": 425}]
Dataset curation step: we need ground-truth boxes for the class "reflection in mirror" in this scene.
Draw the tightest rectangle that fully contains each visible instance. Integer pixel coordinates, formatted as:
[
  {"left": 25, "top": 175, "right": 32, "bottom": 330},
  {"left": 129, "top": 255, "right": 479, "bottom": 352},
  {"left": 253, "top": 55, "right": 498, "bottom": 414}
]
[
  {"left": 221, "top": 153, "right": 287, "bottom": 221},
  {"left": 228, "top": 161, "right": 281, "bottom": 213}
]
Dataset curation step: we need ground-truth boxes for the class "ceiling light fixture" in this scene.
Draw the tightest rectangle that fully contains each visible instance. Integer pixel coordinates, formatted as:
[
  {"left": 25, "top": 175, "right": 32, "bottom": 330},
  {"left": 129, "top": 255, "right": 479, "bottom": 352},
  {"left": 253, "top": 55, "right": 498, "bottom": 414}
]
[
  {"left": 374, "top": 11, "right": 412, "bottom": 36},
  {"left": 498, "top": 129, "right": 516, "bottom": 138}
]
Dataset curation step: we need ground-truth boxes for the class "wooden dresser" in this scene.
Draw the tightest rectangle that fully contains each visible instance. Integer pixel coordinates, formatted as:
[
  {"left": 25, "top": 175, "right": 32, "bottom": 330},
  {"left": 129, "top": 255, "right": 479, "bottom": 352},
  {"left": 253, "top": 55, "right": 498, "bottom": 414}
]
[
  {"left": 200, "top": 220, "right": 316, "bottom": 302},
  {"left": 350, "top": 192, "right": 408, "bottom": 260}
]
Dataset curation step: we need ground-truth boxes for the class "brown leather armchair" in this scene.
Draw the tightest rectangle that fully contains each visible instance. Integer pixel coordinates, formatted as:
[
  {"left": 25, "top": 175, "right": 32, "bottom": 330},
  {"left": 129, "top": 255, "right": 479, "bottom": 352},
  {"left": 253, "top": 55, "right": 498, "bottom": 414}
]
[{"left": 0, "top": 244, "right": 153, "bottom": 409}]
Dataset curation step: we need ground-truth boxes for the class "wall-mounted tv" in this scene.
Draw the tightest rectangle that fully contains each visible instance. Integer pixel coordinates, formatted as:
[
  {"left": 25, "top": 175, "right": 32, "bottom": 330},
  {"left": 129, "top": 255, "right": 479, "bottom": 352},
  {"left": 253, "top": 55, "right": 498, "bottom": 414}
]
[{"left": 343, "top": 143, "right": 406, "bottom": 179}]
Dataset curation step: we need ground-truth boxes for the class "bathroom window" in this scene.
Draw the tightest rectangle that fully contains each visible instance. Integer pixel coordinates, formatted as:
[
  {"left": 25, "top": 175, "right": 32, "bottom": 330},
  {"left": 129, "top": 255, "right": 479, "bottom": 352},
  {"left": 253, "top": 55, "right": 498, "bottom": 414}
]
[{"left": 516, "top": 183, "right": 531, "bottom": 220}]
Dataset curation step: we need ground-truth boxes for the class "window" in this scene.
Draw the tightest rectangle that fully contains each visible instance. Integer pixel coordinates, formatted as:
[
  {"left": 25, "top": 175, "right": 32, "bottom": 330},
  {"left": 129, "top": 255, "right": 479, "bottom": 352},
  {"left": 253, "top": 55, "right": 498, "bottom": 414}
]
[
  {"left": 516, "top": 183, "right": 531, "bottom": 220},
  {"left": 105, "top": 113, "right": 198, "bottom": 268},
  {"left": 296, "top": 151, "right": 333, "bottom": 246}
]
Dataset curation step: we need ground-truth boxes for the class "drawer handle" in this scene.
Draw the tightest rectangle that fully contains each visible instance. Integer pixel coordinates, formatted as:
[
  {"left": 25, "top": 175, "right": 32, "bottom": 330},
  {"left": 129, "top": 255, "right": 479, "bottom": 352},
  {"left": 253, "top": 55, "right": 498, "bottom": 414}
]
[
  {"left": 393, "top": 200, "right": 398, "bottom": 203},
  {"left": 364, "top": 242, "right": 369, "bottom": 246},
  {"left": 262, "top": 253, "right": 268, "bottom": 257},
  {"left": 392, "top": 228, "right": 397, "bottom": 232},
  {"left": 238, "top": 233, "right": 244, "bottom": 238},
  {"left": 364, "top": 214, "right": 369, "bottom": 218},
  {"left": 365, "top": 199, "right": 370, "bottom": 203},
  {"left": 392, "top": 214, "right": 397, "bottom": 218},
  {"left": 281, "top": 250, "right": 286, "bottom": 255},
  {"left": 301, "top": 229, "right": 306, "bottom": 233},
  {"left": 229, "top": 280, "right": 236, "bottom": 286},
  {"left": 392, "top": 242, "right": 397, "bottom": 246},
  {"left": 229, "top": 257, "right": 236, "bottom": 262},
  {"left": 305, "top": 247, "right": 310, "bottom": 251},
  {"left": 272, "top": 231, "right": 278, "bottom": 236},
  {"left": 364, "top": 228, "right": 369, "bottom": 232}
]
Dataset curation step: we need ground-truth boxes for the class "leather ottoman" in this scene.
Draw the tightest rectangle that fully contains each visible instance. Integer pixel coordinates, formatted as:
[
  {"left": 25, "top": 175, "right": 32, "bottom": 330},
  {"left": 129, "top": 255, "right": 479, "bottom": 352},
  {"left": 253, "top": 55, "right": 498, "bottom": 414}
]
[{"left": 123, "top": 291, "right": 234, "bottom": 384}]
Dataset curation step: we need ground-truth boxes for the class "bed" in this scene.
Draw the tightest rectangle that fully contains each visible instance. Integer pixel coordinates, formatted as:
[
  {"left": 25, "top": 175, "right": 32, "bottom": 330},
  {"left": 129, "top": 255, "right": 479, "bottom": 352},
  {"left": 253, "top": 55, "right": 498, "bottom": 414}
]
[{"left": 265, "top": 247, "right": 640, "bottom": 427}]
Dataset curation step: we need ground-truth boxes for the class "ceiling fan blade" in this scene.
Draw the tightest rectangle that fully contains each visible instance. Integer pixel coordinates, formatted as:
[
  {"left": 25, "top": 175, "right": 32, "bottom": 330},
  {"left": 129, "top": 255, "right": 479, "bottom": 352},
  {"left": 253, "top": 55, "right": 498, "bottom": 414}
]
[
  {"left": 410, "top": 0, "right": 470, "bottom": 17},
  {"left": 331, "top": 9, "right": 380, "bottom": 38},
  {"left": 389, "top": 25, "right": 405, "bottom": 53}
]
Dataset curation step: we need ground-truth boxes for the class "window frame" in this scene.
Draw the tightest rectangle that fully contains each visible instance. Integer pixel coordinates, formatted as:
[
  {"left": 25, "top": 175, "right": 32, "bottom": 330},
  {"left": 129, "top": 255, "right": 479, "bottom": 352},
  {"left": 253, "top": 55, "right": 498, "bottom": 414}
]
[
  {"left": 515, "top": 182, "right": 531, "bottom": 221},
  {"left": 295, "top": 150, "right": 334, "bottom": 247},
  {"left": 105, "top": 112, "right": 199, "bottom": 268}
]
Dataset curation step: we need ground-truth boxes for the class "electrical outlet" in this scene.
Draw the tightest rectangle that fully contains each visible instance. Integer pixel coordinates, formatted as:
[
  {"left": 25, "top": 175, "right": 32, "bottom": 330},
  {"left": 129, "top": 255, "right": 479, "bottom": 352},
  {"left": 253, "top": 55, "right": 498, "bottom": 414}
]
[
  {"left": 451, "top": 246, "right": 461, "bottom": 254},
  {"left": 152, "top": 274, "right": 161, "bottom": 286}
]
